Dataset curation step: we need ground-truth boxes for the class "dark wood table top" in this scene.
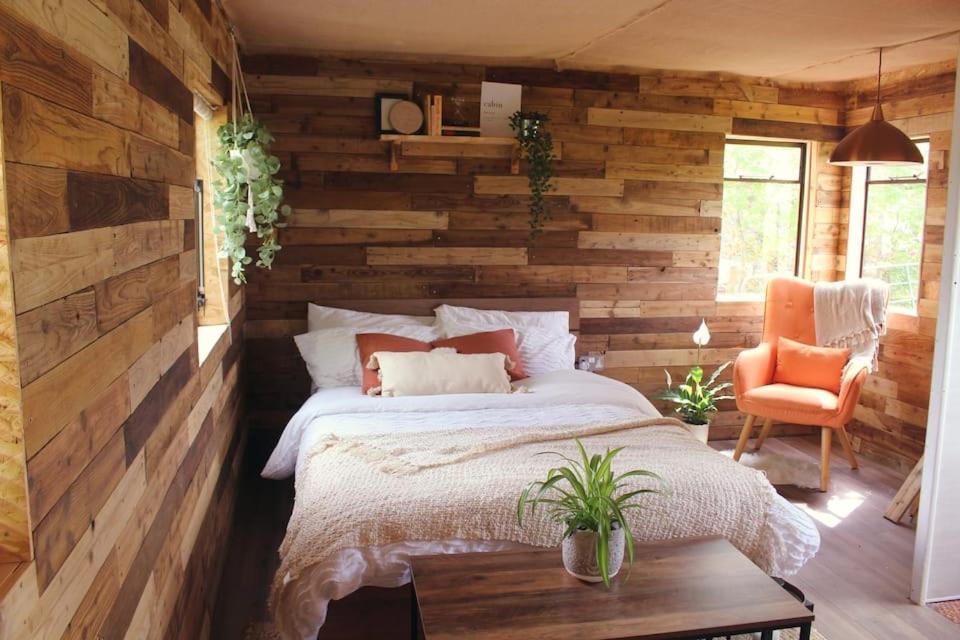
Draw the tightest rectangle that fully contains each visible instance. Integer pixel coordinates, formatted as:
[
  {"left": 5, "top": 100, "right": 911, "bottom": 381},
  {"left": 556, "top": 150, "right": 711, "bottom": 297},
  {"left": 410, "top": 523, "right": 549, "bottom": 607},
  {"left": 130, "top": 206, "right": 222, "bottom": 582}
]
[{"left": 410, "top": 536, "right": 814, "bottom": 640}]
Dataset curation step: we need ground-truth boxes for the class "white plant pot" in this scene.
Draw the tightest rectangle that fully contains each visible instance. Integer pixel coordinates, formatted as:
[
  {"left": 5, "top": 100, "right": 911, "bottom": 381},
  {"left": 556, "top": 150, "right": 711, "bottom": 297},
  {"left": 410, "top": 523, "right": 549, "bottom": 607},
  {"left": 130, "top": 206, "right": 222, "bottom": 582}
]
[
  {"left": 684, "top": 421, "right": 710, "bottom": 444},
  {"left": 561, "top": 524, "right": 625, "bottom": 583}
]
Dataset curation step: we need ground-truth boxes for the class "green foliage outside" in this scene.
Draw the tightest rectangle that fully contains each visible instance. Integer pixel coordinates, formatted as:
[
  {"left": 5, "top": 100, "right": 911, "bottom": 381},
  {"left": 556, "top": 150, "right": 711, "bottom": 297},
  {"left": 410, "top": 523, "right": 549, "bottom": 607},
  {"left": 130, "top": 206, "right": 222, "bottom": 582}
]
[
  {"left": 718, "top": 140, "right": 929, "bottom": 310},
  {"left": 861, "top": 142, "right": 930, "bottom": 312},
  {"left": 718, "top": 144, "right": 802, "bottom": 298}
]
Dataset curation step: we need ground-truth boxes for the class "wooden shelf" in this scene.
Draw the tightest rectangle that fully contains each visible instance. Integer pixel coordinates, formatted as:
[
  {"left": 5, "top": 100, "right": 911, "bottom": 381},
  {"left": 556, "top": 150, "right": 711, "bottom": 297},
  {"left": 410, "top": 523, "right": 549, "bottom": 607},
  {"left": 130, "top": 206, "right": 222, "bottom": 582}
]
[{"left": 379, "top": 134, "right": 521, "bottom": 173}]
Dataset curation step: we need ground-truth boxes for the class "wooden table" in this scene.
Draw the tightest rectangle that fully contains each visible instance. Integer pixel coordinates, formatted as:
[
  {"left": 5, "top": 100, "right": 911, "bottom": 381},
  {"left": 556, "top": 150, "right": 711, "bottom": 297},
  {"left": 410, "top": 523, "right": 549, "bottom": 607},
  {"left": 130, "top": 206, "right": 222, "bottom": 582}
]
[{"left": 409, "top": 536, "right": 814, "bottom": 640}]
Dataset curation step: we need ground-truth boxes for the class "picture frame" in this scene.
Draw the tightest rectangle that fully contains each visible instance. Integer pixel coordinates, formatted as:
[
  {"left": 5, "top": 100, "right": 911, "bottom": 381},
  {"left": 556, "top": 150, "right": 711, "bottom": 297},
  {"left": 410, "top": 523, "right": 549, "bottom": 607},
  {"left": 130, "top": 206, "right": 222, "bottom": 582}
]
[{"left": 375, "top": 93, "right": 415, "bottom": 134}]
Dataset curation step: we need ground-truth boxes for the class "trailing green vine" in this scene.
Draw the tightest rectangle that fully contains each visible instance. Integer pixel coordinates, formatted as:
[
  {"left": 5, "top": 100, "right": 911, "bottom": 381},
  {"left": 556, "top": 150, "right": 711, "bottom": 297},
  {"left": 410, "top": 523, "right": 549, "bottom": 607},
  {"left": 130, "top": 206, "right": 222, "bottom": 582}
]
[
  {"left": 509, "top": 111, "right": 555, "bottom": 237},
  {"left": 212, "top": 113, "right": 291, "bottom": 284}
]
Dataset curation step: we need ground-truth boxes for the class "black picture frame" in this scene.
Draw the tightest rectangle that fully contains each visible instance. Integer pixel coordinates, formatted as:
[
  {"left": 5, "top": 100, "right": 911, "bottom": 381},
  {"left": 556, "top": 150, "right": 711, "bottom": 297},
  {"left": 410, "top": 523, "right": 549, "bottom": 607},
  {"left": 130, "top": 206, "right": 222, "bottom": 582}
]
[{"left": 375, "top": 93, "right": 414, "bottom": 135}]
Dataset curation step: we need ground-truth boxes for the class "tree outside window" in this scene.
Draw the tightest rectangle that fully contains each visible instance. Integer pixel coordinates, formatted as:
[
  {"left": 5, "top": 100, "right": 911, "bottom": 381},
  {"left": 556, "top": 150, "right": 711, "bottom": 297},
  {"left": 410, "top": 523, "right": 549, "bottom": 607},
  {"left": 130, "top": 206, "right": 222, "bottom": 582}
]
[
  {"left": 860, "top": 140, "right": 929, "bottom": 313},
  {"left": 718, "top": 141, "right": 806, "bottom": 299}
]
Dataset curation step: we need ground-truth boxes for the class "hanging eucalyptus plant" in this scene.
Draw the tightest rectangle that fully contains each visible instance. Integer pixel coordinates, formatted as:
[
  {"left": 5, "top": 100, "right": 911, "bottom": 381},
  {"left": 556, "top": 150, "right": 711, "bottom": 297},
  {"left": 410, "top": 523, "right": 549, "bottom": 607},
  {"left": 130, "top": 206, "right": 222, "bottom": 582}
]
[
  {"left": 212, "top": 113, "right": 291, "bottom": 284},
  {"left": 509, "top": 111, "right": 555, "bottom": 237}
]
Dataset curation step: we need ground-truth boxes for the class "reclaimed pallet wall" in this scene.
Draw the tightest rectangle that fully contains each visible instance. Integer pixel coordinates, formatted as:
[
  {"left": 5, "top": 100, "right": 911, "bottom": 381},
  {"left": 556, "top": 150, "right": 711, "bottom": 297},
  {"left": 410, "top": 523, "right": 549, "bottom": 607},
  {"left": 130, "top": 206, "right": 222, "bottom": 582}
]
[
  {"left": 842, "top": 61, "right": 956, "bottom": 476},
  {"left": 0, "top": 1, "right": 247, "bottom": 639},
  {"left": 240, "top": 56, "right": 848, "bottom": 442}
]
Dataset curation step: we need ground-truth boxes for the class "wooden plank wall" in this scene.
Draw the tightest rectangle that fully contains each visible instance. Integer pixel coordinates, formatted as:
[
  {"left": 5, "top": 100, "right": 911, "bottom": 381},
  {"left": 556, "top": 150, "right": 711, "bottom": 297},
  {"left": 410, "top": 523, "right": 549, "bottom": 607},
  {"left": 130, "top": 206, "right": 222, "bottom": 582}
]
[
  {"left": 0, "top": 1, "right": 248, "bottom": 639},
  {"left": 842, "top": 60, "right": 956, "bottom": 476},
  {"left": 240, "top": 56, "right": 848, "bottom": 441}
]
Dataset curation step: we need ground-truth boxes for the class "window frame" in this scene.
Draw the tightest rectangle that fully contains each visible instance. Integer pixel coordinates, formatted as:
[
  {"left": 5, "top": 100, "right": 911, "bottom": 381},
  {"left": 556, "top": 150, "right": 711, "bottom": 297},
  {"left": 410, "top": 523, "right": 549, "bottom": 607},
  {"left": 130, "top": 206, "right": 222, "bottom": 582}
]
[
  {"left": 856, "top": 137, "right": 929, "bottom": 314},
  {"left": 195, "top": 177, "right": 205, "bottom": 311},
  {"left": 718, "top": 138, "right": 809, "bottom": 298}
]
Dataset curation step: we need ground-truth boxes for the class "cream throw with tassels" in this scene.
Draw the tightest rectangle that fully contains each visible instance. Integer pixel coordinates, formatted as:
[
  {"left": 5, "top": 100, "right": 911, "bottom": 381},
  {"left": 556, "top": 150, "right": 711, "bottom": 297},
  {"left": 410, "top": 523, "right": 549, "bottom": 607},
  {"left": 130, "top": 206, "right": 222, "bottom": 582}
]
[
  {"left": 274, "top": 418, "right": 782, "bottom": 612},
  {"left": 814, "top": 278, "right": 889, "bottom": 372}
]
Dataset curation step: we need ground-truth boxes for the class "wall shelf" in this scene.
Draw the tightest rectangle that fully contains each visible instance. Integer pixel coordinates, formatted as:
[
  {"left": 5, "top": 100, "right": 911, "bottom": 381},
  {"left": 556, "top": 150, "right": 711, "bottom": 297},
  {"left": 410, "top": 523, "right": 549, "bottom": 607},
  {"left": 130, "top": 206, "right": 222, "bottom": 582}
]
[{"left": 379, "top": 134, "right": 521, "bottom": 174}]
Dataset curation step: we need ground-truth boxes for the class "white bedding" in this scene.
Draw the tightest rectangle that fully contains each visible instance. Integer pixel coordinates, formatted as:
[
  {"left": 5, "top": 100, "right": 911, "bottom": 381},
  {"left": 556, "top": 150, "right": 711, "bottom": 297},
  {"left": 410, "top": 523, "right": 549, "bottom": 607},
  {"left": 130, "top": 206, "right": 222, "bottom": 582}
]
[
  {"left": 264, "top": 369, "right": 661, "bottom": 479},
  {"left": 263, "top": 370, "right": 820, "bottom": 639}
]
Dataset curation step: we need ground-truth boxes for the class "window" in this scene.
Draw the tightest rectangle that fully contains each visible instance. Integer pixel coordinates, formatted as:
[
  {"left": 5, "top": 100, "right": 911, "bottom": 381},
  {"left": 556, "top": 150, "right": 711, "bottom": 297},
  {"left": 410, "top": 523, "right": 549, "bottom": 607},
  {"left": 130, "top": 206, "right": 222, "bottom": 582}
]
[
  {"left": 718, "top": 140, "right": 807, "bottom": 299},
  {"left": 193, "top": 106, "right": 232, "bottom": 363},
  {"left": 859, "top": 140, "right": 929, "bottom": 313}
]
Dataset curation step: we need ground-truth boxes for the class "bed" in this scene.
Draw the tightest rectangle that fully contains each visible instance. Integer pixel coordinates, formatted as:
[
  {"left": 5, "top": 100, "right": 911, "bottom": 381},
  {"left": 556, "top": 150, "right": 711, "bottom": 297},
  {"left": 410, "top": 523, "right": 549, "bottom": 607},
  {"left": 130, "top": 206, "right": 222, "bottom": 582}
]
[{"left": 262, "top": 367, "right": 820, "bottom": 639}]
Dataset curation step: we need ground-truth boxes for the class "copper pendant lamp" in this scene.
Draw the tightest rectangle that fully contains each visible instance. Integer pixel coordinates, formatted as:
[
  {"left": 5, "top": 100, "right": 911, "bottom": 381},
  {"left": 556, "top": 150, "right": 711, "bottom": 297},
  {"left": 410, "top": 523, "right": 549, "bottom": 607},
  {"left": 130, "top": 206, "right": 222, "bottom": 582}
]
[{"left": 829, "top": 49, "right": 923, "bottom": 166}]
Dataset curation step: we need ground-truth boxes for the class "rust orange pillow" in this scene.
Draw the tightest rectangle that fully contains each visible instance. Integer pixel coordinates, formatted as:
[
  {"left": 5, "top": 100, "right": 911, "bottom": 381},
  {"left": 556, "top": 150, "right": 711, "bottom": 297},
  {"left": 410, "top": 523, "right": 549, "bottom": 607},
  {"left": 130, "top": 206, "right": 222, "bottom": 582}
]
[
  {"left": 355, "top": 333, "right": 432, "bottom": 394},
  {"left": 773, "top": 336, "right": 850, "bottom": 394},
  {"left": 432, "top": 329, "right": 526, "bottom": 381}
]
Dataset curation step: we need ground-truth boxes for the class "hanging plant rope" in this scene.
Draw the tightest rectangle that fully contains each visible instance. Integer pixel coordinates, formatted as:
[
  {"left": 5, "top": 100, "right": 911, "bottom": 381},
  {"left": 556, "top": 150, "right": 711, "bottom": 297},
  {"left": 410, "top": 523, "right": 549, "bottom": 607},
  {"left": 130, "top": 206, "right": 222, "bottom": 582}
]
[{"left": 211, "top": 32, "right": 291, "bottom": 284}]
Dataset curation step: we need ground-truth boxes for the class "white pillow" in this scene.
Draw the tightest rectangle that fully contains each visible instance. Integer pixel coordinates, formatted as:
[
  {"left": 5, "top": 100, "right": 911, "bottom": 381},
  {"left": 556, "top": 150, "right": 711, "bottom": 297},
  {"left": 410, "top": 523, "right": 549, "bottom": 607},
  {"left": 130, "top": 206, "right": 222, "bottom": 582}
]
[
  {"left": 308, "top": 303, "right": 434, "bottom": 332},
  {"left": 517, "top": 331, "right": 578, "bottom": 376},
  {"left": 294, "top": 324, "right": 441, "bottom": 390},
  {"left": 368, "top": 350, "right": 512, "bottom": 397},
  {"left": 439, "top": 319, "right": 576, "bottom": 376},
  {"left": 434, "top": 304, "right": 569, "bottom": 335}
]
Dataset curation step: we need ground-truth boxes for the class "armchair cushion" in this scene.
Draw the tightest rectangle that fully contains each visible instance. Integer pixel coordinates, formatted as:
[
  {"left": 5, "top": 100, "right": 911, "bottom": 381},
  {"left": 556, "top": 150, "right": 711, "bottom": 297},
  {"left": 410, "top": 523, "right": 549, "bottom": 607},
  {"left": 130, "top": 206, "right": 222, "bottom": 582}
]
[
  {"left": 773, "top": 337, "right": 850, "bottom": 394},
  {"left": 740, "top": 383, "right": 839, "bottom": 427}
]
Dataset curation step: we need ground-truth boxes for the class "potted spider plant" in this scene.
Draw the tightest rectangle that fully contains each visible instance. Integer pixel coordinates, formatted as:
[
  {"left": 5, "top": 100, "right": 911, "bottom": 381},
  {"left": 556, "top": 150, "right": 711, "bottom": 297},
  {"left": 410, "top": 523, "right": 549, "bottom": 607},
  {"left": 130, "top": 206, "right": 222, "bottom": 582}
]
[
  {"left": 516, "top": 440, "right": 662, "bottom": 586},
  {"left": 657, "top": 320, "right": 734, "bottom": 443}
]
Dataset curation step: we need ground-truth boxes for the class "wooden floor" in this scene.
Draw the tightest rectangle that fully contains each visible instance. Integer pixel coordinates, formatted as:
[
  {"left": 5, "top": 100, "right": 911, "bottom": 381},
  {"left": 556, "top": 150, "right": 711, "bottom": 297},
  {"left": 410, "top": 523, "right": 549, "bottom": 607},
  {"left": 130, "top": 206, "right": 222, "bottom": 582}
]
[{"left": 212, "top": 433, "right": 960, "bottom": 639}]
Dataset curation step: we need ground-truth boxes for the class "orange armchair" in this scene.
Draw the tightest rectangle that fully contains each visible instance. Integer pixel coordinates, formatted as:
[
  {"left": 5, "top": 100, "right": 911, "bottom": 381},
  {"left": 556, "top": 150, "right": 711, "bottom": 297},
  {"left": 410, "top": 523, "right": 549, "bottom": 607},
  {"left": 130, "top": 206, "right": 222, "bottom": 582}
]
[{"left": 733, "top": 277, "right": 869, "bottom": 491}]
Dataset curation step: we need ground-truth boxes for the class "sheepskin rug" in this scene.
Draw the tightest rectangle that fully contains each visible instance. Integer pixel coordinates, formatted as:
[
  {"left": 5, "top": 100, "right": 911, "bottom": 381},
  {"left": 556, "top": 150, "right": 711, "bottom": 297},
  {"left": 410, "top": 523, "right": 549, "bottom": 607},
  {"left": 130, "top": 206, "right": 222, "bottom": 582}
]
[{"left": 719, "top": 449, "right": 822, "bottom": 489}]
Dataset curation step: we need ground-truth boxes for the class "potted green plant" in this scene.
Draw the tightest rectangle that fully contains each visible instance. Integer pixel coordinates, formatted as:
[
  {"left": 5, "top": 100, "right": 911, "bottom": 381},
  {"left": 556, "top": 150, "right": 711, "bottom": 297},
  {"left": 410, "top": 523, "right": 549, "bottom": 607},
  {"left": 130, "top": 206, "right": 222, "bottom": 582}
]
[
  {"left": 509, "top": 111, "right": 554, "bottom": 237},
  {"left": 212, "top": 113, "right": 291, "bottom": 284},
  {"left": 657, "top": 321, "right": 734, "bottom": 443},
  {"left": 516, "top": 440, "right": 662, "bottom": 586}
]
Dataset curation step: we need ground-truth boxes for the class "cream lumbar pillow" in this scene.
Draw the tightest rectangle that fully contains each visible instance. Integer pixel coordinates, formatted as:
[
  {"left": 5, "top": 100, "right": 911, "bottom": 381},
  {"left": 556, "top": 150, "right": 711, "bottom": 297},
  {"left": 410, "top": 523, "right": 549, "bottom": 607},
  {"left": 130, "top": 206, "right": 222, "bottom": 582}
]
[{"left": 367, "top": 350, "right": 512, "bottom": 397}]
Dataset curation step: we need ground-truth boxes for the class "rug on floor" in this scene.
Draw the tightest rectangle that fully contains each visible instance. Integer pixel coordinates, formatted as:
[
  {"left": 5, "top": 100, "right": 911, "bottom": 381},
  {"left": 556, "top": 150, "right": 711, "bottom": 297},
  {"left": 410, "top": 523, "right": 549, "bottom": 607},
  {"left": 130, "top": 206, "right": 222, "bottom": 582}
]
[
  {"left": 243, "top": 621, "right": 829, "bottom": 639},
  {"left": 719, "top": 449, "right": 822, "bottom": 489},
  {"left": 931, "top": 599, "right": 960, "bottom": 626}
]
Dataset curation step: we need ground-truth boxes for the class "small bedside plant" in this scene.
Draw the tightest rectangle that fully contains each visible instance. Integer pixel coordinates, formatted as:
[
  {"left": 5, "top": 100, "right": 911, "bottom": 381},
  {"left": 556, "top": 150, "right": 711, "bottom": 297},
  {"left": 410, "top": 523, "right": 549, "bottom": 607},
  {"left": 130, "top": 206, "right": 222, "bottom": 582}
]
[
  {"left": 516, "top": 440, "right": 662, "bottom": 586},
  {"left": 657, "top": 320, "right": 734, "bottom": 443}
]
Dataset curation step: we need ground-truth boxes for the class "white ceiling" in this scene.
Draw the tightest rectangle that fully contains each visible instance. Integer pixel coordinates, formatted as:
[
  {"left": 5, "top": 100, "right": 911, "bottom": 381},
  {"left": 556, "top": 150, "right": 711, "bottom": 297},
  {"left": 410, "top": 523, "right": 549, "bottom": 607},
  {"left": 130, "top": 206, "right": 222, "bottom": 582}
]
[{"left": 222, "top": 0, "right": 960, "bottom": 82}]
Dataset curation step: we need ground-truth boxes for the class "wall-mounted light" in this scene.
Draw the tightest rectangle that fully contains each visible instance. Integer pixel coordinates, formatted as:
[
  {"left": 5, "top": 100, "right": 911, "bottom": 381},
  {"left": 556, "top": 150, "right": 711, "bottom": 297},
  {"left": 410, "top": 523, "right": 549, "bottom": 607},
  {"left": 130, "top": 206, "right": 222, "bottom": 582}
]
[{"left": 829, "top": 49, "right": 924, "bottom": 167}]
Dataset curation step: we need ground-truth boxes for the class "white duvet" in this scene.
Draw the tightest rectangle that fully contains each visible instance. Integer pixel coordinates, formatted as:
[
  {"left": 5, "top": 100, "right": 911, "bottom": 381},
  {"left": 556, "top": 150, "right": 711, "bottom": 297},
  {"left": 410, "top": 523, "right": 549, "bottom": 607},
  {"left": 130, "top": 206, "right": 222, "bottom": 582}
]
[{"left": 263, "top": 370, "right": 820, "bottom": 639}]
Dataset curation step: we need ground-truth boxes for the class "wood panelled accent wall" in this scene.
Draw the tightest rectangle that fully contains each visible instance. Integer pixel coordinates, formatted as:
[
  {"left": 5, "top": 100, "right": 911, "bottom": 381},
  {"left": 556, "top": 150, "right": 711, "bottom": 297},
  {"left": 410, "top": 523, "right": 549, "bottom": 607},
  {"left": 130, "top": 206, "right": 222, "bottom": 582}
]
[
  {"left": 0, "top": 1, "right": 246, "bottom": 639},
  {"left": 241, "top": 56, "right": 848, "bottom": 440},
  {"left": 841, "top": 61, "right": 956, "bottom": 475}
]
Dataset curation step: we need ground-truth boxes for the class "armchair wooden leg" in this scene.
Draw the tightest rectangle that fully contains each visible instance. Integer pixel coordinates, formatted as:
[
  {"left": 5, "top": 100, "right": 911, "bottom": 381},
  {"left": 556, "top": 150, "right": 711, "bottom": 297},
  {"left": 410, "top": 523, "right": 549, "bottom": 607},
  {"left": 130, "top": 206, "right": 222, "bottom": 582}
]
[
  {"left": 733, "top": 414, "right": 756, "bottom": 462},
  {"left": 753, "top": 418, "right": 774, "bottom": 452},
  {"left": 820, "top": 427, "right": 832, "bottom": 492},
  {"left": 837, "top": 425, "right": 859, "bottom": 470}
]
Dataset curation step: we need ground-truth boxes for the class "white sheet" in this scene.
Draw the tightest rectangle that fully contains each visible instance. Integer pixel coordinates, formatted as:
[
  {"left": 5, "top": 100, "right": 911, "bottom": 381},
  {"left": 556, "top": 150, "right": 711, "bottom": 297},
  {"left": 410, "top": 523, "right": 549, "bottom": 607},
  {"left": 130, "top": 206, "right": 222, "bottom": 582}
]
[
  {"left": 263, "top": 370, "right": 820, "bottom": 638},
  {"left": 263, "top": 369, "right": 658, "bottom": 479}
]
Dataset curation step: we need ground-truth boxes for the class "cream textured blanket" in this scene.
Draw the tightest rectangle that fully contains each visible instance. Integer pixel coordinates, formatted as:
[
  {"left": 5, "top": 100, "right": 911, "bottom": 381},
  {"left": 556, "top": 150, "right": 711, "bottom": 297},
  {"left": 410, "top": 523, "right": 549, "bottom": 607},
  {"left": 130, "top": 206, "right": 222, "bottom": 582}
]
[
  {"left": 274, "top": 418, "right": 782, "bottom": 624},
  {"left": 814, "top": 278, "right": 889, "bottom": 371}
]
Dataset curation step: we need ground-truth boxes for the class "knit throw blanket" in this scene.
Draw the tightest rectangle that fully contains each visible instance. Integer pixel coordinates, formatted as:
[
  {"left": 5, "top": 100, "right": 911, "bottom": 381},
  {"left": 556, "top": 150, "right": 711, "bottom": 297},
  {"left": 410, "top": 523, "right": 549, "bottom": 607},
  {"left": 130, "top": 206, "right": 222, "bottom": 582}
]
[
  {"left": 274, "top": 416, "right": 780, "bottom": 617},
  {"left": 814, "top": 278, "right": 889, "bottom": 371}
]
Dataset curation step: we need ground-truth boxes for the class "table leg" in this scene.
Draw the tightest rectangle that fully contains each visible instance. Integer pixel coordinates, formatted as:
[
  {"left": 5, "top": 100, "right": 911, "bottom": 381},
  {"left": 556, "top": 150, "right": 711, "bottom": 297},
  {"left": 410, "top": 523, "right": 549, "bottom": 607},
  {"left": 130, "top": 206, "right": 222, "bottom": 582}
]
[
  {"left": 411, "top": 584, "right": 419, "bottom": 640},
  {"left": 760, "top": 630, "right": 774, "bottom": 640},
  {"left": 799, "top": 622, "right": 812, "bottom": 640}
]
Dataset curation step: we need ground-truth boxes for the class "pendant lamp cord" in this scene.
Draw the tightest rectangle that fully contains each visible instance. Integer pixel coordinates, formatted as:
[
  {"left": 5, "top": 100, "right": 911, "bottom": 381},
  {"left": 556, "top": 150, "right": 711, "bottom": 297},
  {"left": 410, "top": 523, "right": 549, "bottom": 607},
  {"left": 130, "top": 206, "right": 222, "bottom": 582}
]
[{"left": 876, "top": 48, "right": 883, "bottom": 104}]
